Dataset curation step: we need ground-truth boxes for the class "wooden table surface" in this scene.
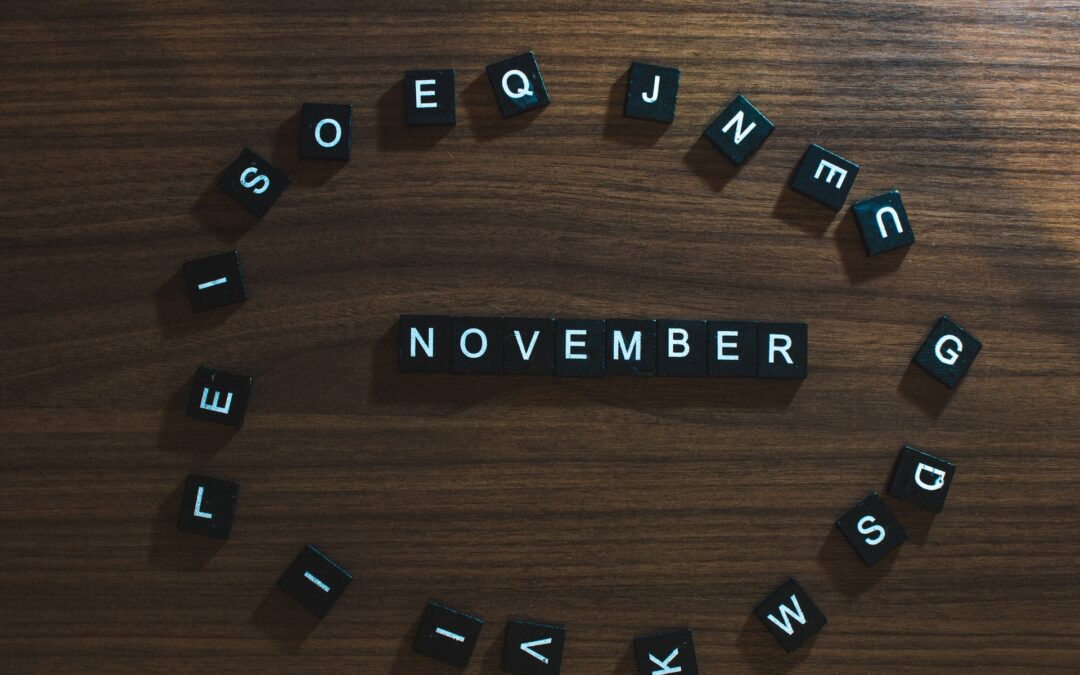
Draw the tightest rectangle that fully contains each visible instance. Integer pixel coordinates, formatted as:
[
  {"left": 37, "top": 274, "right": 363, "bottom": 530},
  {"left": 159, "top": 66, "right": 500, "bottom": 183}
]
[{"left": 2, "top": 1, "right": 1079, "bottom": 672}]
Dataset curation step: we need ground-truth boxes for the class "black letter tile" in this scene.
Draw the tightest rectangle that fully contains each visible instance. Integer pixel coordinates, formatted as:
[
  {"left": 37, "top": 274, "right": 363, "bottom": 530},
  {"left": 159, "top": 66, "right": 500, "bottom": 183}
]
[
  {"left": 413, "top": 601, "right": 484, "bottom": 669},
  {"left": 836, "top": 492, "right": 908, "bottom": 567},
  {"left": 405, "top": 69, "right": 457, "bottom": 127},
  {"left": 217, "top": 147, "right": 289, "bottom": 218},
  {"left": 703, "top": 94, "right": 775, "bottom": 166},
  {"left": 754, "top": 577, "right": 826, "bottom": 653},
  {"left": 889, "top": 445, "right": 956, "bottom": 513},
  {"left": 186, "top": 366, "right": 253, "bottom": 428},
  {"left": 276, "top": 544, "right": 351, "bottom": 619},
  {"left": 177, "top": 473, "right": 238, "bottom": 540},
  {"left": 707, "top": 320, "right": 758, "bottom": 377},
  {"left": 486, "top": 52, "right": 550, "bottom": 118},
  {"left": 656, "top": 320, "right": 707, "bottom": 377},
  {"left": 633, "top": 628, "right": 697, "bottom": 675},
  {"left": 913, "top": 315, "right": 982, "bottom": 388},
  {"left": 790, "top": 143, "right": 859, "bottom": 211},
  {"left": 399, "top": 315, "right": 452, "bottom": 373},
  {"left": 504, "top": 318, "right": 555, "bottom": 375},
  {"left": 852, "top": 189, "right": 914, "bottom": 256},
  {"left": 502, "top": 619, "right": 565, "bottom": 674},
  {"left": 606, "top": 319, "right": 656, "bottom": 376},
  {"left": 554, "top": 319, "right": 605, "bottom": 377},
  {"left": 181, "top": 250, "right": 247, "bottom": 313},
  {"left": 452, "top": 317, "right": 504, "bottom": 374},
  {"left": 757, "top": 322, "right": 807, "bottom": 380},
  {"left": 624, "top": 62, "right": 680, "bottom": 123},
  {"left": 299, "top": 102, "right": 352, "bottom": 161}
]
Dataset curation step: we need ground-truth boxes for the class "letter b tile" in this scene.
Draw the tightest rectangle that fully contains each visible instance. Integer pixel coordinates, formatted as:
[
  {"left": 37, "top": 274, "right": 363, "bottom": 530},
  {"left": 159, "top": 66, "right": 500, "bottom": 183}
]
[
  {"left": 656, "top": 319, "right": 707, "bottom": 376},
  {"left": 913, "top": 315, "right": 982, "bottom": 388}
]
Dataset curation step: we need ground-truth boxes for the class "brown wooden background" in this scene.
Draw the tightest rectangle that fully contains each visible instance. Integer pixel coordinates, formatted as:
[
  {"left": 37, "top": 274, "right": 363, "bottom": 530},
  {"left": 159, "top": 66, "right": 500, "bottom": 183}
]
[{"left": 2, "top": 1, "right": 1079, "bottom": 672}]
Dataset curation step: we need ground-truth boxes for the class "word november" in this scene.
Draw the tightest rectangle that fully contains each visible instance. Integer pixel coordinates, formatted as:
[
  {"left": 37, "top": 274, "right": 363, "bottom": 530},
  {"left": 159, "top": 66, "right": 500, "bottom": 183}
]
[{"left": 399, "top": 315, "right": 808, "bottom": 379}]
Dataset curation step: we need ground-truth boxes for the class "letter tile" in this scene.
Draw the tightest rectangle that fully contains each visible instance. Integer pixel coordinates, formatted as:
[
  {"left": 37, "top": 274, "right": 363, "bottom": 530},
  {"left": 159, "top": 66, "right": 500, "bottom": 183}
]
[
  {"left": 624, "top": 62, "right": 680, "bottom": 123},
  {"left": 181, "top": 250, "right": 246, "bottom": 313},
  {"left": 790, "top": 143, "right": 859, "bottom": 210},
  {"left": 503, "top": 318, "right": 556, "bottom": 375},
  {"left": 452, "top": 316, "right": 504, "bottom": 374},
  {"left": 399, "top": 315, "right": 452, "bottom": 373},
  {"left": 889, "top": 445, "right": 956, "bottom": 513},
  {"left": 502, "top": 619, "right": 566, "bottom": 674},
  {"left": 276, "top": 544, "right": 352, "bottom": 618},
  {"left": 754, "top": 577, "right": 826, "bottom": 652},
  {"left": 606, "top": 319, "right": 657, "bottom": 376},
  {"left": 554, "top": 319, "right": 605, "bottom": 376},
  {"left": 413, "top": 601, "right": 485, "bottom": 669},
  {"left": 299, "top": 102, "right": 352, "bottom": 160},
  {"left": 912, "top": 315, "right": 982, "bottom": 388},
  {"left": 217, "top": 147, "right": 289, "bottom": 218},
  {"left": 656, "top": 320, "right": 707, "bottom": 376},
  {"left": 405, "top": 69, "right": 456, "bottom": 126},
  {"left": 756, "top": 322, "right": 807, "bottom": 379},
  {"left": 707, "top": 320, "right": 758, "bottom": 377},
  {"left": 486, "top": 52, "right": 550, "bottom": 118},
  {"left": 836, "top": 492, "right": 908, "bottom": 567},
  {"left": 186, "top": 366, "right": 253, "bottom": 428},
  {"left": 852, "top": 189, "right": 914, "bottom": 256},
  {"left": 633, "top": 628, "right": 697, "bottom": 675},
  {"left": 177, "top": 473, "right": 238, "bottom": 540},
  {"left": 703, "top": 94, "right": 774, "bottom": 165}
]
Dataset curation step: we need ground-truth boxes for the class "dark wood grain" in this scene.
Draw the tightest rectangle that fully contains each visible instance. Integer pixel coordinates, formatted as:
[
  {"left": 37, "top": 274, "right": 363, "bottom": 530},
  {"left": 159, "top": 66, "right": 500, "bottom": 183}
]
[{"left": 1, "top": 1, "right": 1079, "bottom": 672}]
